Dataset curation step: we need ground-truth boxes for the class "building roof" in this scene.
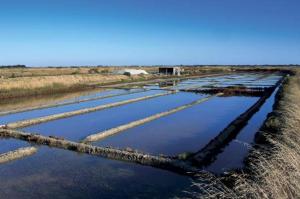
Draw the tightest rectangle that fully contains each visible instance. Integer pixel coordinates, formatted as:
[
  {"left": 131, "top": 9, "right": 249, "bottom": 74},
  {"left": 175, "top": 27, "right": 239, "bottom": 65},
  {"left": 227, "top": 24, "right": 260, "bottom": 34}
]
[{"left": 114, "top": 69, "right": 149, "bottom": 75}]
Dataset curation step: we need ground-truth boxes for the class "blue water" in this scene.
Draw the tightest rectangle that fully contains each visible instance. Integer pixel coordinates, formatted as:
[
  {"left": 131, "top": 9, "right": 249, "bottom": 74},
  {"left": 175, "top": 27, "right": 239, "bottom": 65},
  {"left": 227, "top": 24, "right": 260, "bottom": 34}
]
[
  {"left": 22, "top": 92, "right": 207, "bottom": 141},
  {"left": 206, "top": 88, "right": 278, "bottom": 174},
  {"left": 0, "top": 138, "right": 31, "bottom": 154},
  {"left": 0, "top": 90, "right": 164, "bottom": 124},
  {"left": 95, "top": 96, "right": 259, "bottom": 156},
  {"left": 174, "top": 74, "right": 276, "bottom": 90},
  {"left": 0, "top": 146, "right": 190, "bottom": 199},
  {"left": 0, "top": 73, "right": 284, "bottom": 199},
  {"left": 57, "top": 89, "right": 140, "bottom": 104}
]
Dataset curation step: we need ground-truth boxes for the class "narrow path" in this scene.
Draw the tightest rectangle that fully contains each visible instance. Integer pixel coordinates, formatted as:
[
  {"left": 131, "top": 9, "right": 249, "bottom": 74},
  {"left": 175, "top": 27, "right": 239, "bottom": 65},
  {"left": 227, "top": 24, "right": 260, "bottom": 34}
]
[
  {"left": 83, "top": 94, "right": 221, "bottom": 142},
  {"left": 0, "top": 146, "right": 38, "bottom": 164},
  {"left": 97, "top": 73, "right": 223, "bottom": 89},
  {"left": 0, "top": 89, "right": 147, "bottom": 116},
  {"left": 179, "top": 73, "right": 271, "bottom": 92},
  {"left": 190, "top": 77, "right": 284, "bottom": 166},
  {"left": 0, "top": 129, "right": 199, "bottom": 176},
  {"left": 6, "top": 91, "right": 175, "bottom": 129}
]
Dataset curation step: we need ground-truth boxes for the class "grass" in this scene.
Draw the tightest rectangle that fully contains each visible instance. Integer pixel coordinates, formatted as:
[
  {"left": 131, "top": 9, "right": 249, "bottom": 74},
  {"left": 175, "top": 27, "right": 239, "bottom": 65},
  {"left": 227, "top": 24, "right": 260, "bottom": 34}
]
[
  {"left": 0, "top": 72, "right": 154, "bottom": 99},
  {"left": 0, "top": 66, "right": 159, "bottom": 78},
  {"left": 0, "top": 66, "right": 159, "bottom": 99},
  {"left": 179, "top": 69, "right": 299, "bottom": 199},
  {"left": 233, "top": 71, "right": 300, "bottom": 199},
  {"left": 0, "top": 66, "right": 285, "bottom": 99}
]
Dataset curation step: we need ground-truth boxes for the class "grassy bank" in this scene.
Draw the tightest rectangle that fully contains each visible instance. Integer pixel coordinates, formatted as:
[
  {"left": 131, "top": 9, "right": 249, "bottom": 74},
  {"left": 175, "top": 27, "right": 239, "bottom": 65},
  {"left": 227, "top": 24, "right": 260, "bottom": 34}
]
[
  {"left": 0, "top": 66, "right": 284, "bottom": 99},
  {"left": 0, "top": 73, "right": 152, "bottom": 99},
  {"left": 0, "top": 66, "right": 145, "bottom": 78},
  {"left": 180, "top": 69, "right": 299, "bottom": 199},
  {"left": 231, "top": 70, "right": 300, "bottom": 199}
]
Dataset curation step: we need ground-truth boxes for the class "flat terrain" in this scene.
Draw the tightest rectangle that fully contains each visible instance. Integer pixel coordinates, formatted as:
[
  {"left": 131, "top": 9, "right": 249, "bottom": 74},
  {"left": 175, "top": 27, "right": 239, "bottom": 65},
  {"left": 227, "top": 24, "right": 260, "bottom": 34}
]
[
  {"left": 0, "top": 66, "right": 297, "bottom": 199},
  {"left": 0, "top": 67, "right": 155, "bottom": 99},
  {"left": 0, "top": 66, "right": 283, "bottom": 99}
]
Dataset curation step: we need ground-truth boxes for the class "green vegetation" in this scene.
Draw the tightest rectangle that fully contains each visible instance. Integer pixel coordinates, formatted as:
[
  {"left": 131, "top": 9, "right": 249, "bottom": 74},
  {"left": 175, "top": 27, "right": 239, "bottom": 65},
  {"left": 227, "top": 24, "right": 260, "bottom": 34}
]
[{"left": 0, "top": 65, "right": 26, "bottom": 68}]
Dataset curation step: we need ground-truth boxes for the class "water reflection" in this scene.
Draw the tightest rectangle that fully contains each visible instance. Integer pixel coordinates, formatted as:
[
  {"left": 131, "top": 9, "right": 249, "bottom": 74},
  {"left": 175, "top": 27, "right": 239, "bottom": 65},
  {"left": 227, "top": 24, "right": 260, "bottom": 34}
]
[
  {"left": 95, "top": 96, "right": 259, "bottom": 156},
  {"left": 0, "top": 146, "right": 190, "bottom": 199}
]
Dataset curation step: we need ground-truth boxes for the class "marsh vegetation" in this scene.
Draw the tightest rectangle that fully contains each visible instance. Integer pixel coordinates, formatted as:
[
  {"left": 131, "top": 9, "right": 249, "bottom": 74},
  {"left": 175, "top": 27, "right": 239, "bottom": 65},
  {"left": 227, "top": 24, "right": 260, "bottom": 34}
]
[{"left": 0, "top": 66, "right": 296, "bottom": 198}]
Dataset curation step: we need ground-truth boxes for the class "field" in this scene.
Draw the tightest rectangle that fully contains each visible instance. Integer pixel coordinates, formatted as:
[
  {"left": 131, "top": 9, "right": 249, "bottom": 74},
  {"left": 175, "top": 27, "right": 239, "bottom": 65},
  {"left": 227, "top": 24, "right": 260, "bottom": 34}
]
[
  {"left": 0, "top": 66, "right": 297, "bottom": 198},
  {"left": 0, "top": 66, "right": 283, "bottom": 99},
  {"left": 0, "top": 67, "right": 157, "bottom": 99}
]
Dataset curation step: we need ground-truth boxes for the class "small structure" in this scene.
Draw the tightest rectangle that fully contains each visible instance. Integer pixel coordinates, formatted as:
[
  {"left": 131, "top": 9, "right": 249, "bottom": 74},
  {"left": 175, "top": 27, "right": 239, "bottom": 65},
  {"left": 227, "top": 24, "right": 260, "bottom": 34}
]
[
  {"left": 159, "top": 67, "right": 182, "bottom": 76},
  {"left": 114, "top": 69, "right": 149, "bottom": 76}
]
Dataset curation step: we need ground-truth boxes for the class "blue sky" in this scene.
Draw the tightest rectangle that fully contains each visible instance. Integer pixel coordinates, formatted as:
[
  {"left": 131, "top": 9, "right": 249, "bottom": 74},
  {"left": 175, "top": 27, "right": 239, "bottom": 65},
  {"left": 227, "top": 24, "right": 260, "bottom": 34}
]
[{"left": 0, "top": 0, "right": 300, "bottom": 66}]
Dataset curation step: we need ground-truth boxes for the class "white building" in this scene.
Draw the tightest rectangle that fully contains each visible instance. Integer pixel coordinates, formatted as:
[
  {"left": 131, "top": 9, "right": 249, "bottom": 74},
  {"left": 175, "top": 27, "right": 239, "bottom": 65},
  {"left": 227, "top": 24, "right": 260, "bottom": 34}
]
[{"left": 114, "top": 69, "right": 149, "bottom": 75}]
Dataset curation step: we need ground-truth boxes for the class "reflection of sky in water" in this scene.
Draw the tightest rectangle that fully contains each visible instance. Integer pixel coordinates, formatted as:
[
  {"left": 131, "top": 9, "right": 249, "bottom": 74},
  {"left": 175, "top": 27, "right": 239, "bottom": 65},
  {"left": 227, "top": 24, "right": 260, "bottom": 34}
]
[
  {"left": 0, "top": 90, "right": 164, "bottom": 124},
  {"left": 58, "top": 89, "right": 141, "bottom": 104},
  {"left": 206, "top": 88, "right": 278, "bottom": 174},
  {"left": 22, "top": 92, "right": 206, "bottom": 141},
  {"left": 0, "top": 146, "right": 190, "bottom": 199},
  {"left": 95, "top": 96, "right": 258, "bottom": 156},
  {"left": 0, "top": 138, "right": 31, "bottom": 154},
  {"left": 0, "top": 72, "right": 284, "bottom": 195}
]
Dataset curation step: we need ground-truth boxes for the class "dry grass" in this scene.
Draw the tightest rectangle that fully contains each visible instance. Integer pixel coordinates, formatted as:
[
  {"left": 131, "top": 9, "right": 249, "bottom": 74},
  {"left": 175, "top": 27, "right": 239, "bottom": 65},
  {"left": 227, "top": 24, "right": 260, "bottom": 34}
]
[
  {"left": 0, "top": 66, "right": 158, "bottom": 99},
  {"left": 235, "top": 72, "right": 300, "bottom": 198},
  {"left": 232, "top": 71, "right": 300, "bottom": 199},
  {"left": 0, "top": 74, "right": 128, "bottom": 90},
  {"left": 0, "top": 67, "right": 95, "bottom": 78},
  {"left": 0, "top": 72, "right": 153, "bottom": 99},
  {"left": 0, "top": 74, "right": 121, "bottom": 98},
  {"left": 180, "top": 69, "right": 300, "bottom": 199},
  {"left": 0, "top": 66, "right": 283, "bottom": 99},
  {"left": 0, "top": 66, "right": 157, "bottom": 78}
]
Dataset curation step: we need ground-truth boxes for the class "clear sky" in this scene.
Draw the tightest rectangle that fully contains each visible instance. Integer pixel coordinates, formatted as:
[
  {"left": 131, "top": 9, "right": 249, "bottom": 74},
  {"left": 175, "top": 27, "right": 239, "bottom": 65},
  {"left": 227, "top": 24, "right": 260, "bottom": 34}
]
[{"left": 0, "top": 0, "right": 300, "bottom": 66}]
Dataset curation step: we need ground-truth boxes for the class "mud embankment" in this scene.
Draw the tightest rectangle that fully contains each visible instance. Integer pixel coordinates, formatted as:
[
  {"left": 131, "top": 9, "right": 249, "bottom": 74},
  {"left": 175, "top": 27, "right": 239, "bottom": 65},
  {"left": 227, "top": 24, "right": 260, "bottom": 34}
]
[
  {"left": 83, "top": 94, "right": 221, "bottom": 142},
  {"left": 97, "top": 73, "right": 222, "bottom": 89},
  {"left": 6, "top": 91, "right": 175, "bottom": 129},
  {"left": 0, "top": 146, "right": 38, "bottom": 164},
  {"left": 190, "top": 77, "right": 285, "bottom": 166},
  {"left": 0, "top": 129, "right": 199, "bottom": 176},
  {"left": 0, "top": 89, "right": 147, "bottom": 116},
  {"left": 182, "top": 86, "right": 273, "bottom": 97}
]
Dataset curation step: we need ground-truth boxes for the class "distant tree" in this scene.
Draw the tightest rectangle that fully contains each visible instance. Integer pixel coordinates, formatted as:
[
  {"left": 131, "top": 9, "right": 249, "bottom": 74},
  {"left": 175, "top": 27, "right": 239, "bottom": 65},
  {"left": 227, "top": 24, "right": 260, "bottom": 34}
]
[{"left": 0, "top": 65, "right": 26, "bottom": 68}]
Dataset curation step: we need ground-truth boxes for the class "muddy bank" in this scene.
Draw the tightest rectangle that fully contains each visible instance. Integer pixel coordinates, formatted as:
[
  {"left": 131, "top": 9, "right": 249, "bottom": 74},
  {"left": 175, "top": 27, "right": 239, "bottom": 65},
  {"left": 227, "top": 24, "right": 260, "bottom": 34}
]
[
  {"left": 182, "top": 86, "right": 274, "bottom": 97},
  {"left": 191, "top": 88, "right": 274, "bottom": 165},
  {"left": 206, "top": 72, "right": 299, "bottom": 198},
  {"left": 6, "top": 91, "right": 174, "bottom": 129},
  {"left": 83, "top": 94, "right": 220, "bottom": 142},
  {"left": 0, "top": 72, "right": 219, "bottom": 100},
  {"left": 96, "top": 73, "right": 221, "bottom": 89},
  {"left": 0, "top": 146, "right": 37, "bottom": 164},
  {"left": 0, "top": 129, "right": 201, "bottom": 176},
  {"left": 0, "top": 74, "right": 155, "bottom": 100},
  {"left": 0, "top": 89, "right": 147, "bottom": 116},
  {"left": 190, "top": 76, "right": 285, "bottom": 166}
]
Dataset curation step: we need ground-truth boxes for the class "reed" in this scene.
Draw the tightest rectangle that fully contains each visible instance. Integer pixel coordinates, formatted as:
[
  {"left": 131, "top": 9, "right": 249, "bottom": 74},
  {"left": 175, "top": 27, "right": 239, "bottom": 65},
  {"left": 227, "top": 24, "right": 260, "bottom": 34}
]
[
  {"left": 179, "top": 69, "right": 300, "bottom": 199},
  {"left": 0, "top": 72, "right": 152, "bottom": 99}
]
